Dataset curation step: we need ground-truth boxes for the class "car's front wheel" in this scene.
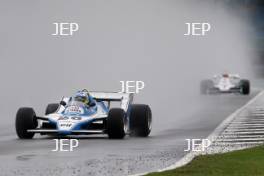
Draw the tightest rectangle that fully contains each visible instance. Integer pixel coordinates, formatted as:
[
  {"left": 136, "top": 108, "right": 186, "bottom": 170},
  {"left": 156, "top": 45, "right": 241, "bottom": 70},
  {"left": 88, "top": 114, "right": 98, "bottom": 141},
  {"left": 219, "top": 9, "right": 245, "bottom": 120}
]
[
  {"left": 240, "top": 79, "right": 250, "bottom": 95},
  {"left": 16, "top": 107, "right": 38, "bottom": 139},
  {"left": 200, "top": 79, "right": 214, "bottom": 95},
  {"left": 107, "top": 108, "right": 127, "bottom": 139}
]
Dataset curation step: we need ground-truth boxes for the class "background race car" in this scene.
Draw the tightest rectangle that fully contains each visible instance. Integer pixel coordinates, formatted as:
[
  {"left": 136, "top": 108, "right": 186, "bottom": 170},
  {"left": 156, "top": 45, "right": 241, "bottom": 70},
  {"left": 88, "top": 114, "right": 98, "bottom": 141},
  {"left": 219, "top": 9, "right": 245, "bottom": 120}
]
[
  {"left": 15, "top": 92, "right": 152, "bottom": 139},
  {"left": 200, "top": 74, "right": 250, "bottom": 95}
]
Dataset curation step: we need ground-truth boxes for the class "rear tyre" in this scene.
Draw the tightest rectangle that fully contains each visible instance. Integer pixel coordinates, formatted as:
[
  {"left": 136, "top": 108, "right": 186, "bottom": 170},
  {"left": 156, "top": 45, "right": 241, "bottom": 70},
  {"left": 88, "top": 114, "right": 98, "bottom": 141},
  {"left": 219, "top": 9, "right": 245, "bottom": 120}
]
[
  {"left": 107, "top": 108, "right": 126, "bottom": 139},
  {"left": 45, "top": 103, "right": 59, "bottom": 115},
  {"left": 200, "top": 79, "right": 214, "bottom": 95},
  {"left": 130, "top": 104, "right": 152, "bottom": 137},
  {"left": 240, "top": 79, "right": 250, "bottom": 95},
  {"left": 16, "top": 108, "right": 38, "bottom": 139}
]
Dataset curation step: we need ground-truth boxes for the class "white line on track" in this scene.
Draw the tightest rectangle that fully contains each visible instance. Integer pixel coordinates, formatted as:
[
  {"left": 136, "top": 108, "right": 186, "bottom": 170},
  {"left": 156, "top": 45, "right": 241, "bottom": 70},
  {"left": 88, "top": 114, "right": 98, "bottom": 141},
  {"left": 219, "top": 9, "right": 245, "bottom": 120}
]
[
  {"left": 223, "top": 131, "right": 264, "bottom": 135},
  {"left": 210, "top": 141, "right": 264, "bottom": 145}
]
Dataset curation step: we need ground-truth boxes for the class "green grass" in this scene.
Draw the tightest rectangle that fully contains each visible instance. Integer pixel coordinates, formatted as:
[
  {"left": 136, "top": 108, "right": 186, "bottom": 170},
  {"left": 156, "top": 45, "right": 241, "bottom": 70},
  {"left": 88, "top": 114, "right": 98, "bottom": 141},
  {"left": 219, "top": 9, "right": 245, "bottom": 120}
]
[{"left": 146, "top": 146, "right": 264, "bottom": 176}]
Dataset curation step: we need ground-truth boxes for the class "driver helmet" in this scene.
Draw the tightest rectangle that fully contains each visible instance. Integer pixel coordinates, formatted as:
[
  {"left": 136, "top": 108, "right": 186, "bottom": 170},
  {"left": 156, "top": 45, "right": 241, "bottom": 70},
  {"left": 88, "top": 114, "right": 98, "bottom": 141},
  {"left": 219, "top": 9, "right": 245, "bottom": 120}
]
[
  {"left": 74, "top": 90, "right": 90, "bottom": 104},
  {"left": 223, "top": 73, "right": 229, "bottom": 78}
]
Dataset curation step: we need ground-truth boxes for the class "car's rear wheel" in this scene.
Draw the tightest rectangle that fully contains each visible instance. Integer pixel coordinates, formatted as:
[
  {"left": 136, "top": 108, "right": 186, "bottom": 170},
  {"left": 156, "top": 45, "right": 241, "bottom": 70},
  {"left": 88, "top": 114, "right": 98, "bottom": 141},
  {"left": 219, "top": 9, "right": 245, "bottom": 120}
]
[
  {"left": 240, "top": 79, "right": 250, "bottom": 95},
  {"left": 45, "top": 103, "right": 59, "bottom": 115},
  {"left": 130, "top": 104, "right": 152, "bottom": 137},
  {"left": 16, "top": 107, "right": 38, "bottom": 139},
  {"left": 107, "top": 108, "right": 126, "bottom": 139}
]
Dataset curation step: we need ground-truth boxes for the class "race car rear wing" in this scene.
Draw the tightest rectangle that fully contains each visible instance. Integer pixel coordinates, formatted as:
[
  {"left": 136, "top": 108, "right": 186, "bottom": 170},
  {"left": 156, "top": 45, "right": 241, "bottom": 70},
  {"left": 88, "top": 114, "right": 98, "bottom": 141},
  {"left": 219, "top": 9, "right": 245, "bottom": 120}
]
[
  {"left": 59, "top": 92, "right": 133, "bottom": 112},
  {"left": 89, "top": 92, "right": 133, "bottom": 111}
]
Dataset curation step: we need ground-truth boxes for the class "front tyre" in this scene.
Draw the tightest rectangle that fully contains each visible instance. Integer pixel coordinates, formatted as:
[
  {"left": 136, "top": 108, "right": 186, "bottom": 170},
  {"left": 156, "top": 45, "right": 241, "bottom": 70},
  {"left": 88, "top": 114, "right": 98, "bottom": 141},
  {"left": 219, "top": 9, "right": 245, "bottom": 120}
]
[
  {"left": 240, "top": 79, "right": 250, "bottom": 95},
  {"left": 200, "top": 79, "right": 214, "bottom": 95},
  {"left": 107, "top": 108, "right": 126, "bottom": 139},
  {"left": 130, "top": 104, "right": 152, "bottom": 137},
  {"left": 16, "top": 107, "right": 38, "bottom": 139}
]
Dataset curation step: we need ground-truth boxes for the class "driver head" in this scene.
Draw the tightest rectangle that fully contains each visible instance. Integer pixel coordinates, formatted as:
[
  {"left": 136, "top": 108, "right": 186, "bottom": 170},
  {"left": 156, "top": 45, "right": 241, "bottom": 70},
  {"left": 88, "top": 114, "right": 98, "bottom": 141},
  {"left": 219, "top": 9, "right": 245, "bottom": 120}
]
[
  {"left": 223, "top": 73, "right": 229, "bottom": 78},
  {"left": 74, "top": 90, "right": 89, "bottom": 104}
]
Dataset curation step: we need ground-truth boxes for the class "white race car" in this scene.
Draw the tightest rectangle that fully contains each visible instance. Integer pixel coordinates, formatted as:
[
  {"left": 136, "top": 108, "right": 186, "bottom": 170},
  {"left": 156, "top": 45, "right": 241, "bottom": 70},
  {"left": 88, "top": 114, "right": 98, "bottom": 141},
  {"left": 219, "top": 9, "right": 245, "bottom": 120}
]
[
  {"left": 15, "top": 91, "right": 152, "bottom": 139},
  {"left": 200, "top": 74, "right": 250, "bottom": 95}
]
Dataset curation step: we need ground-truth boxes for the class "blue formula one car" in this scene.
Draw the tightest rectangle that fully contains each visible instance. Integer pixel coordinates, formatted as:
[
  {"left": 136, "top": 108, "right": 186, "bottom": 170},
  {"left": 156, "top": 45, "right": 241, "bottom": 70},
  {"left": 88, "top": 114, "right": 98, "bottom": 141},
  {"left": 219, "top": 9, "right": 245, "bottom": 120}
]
[{"left": 15, "top": 91, "right": 152, "bottom": 139}]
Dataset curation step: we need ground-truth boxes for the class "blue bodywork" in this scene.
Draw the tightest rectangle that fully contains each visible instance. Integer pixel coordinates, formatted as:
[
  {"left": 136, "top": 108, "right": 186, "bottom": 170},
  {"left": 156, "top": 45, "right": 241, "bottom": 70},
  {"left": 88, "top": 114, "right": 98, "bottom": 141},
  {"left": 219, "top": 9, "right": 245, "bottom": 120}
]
[{"left": 48, "top": 99, "right": 109, "bottom": 135}]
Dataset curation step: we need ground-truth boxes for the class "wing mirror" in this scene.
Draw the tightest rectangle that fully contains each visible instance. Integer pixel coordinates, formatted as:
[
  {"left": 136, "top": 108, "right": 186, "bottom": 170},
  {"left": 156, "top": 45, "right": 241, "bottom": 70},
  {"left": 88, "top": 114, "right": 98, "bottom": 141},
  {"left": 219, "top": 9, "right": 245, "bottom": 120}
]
[{"left": 60, "top": 101, "right": 66, "bottom": 106}]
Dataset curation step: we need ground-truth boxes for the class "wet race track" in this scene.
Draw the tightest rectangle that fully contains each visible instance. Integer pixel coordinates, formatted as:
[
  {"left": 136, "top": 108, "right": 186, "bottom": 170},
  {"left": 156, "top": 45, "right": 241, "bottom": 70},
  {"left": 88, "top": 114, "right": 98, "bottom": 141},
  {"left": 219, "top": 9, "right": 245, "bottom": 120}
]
[
  {"left": 0, "top": 1, "right": 259, "bottom": 175},
  {"left": 0, "top": 91, "right": 258, "bottom": 176}
]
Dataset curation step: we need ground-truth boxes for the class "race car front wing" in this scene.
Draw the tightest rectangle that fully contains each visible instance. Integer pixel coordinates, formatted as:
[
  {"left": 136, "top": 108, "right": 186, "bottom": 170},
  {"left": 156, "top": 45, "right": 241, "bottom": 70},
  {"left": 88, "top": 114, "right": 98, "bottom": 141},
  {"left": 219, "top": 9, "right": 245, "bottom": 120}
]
[{"left": 27, "top": 129, "right": 106, "bottom": 135}]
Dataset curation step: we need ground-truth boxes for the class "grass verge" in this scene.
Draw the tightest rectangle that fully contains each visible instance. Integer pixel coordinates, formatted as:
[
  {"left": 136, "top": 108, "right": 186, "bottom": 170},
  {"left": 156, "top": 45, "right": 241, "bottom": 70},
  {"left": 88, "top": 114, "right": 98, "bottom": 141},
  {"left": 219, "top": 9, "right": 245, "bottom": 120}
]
[{"left": 146, "top": 146, "right": 264, "bottom": 176}]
